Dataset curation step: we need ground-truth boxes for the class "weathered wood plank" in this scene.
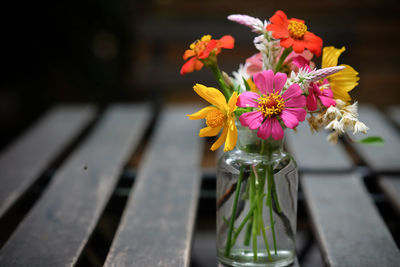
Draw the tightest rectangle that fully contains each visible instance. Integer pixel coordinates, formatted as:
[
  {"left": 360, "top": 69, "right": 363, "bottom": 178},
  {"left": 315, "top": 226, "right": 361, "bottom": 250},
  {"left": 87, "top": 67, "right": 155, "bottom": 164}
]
[
  {"left": 285, "top": 122, "right": 353, "bottom": 172},
  {"left": 0, "top": 105, "right": 96, "bottom": 219},
  {"left": 104, "top": 105, "right": 203, "bottom": 267},
  {"left": 0, "top": 104, "right": 151, "bottom": 266},
  {"left": 387, "top": 105, "right": 400, "bottom": 127},
  {"left": 353, "top": 105, "right": 400, "bottom": 172},
  {"left": 379, "top": 176, "right": 400, "bottom": 214},
  {"left": 302, "top": 173, "right": 400, "bottom": 267}
]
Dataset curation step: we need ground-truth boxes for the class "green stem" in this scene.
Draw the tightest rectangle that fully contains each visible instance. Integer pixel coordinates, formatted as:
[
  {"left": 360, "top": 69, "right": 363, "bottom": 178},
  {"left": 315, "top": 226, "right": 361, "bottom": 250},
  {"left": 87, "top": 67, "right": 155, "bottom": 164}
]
[
  {"left": 267, "top": 164, "right": 278, "bottom": 255},
  {"left": 274, "top": 47, "right": 292, "bottom": 73},
  {"left": 232, "top": 201, "right": 257, "bottom": 246},
  {"left": 208, "top": 62, "right": 232, "bottom": 99},
  {"left": 254, "top": 165, "right": 272, "bottom": 261},
  {"left": 224, "top": 166, "right": 245, "bottom": 257},
  {"left": 260, "top": 215, "right": 273, "bottom": 261}
]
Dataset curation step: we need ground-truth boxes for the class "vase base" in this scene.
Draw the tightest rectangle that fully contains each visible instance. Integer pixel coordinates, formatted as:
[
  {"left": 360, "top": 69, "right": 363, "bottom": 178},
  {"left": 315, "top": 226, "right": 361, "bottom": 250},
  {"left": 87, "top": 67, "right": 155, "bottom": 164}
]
[{"left": 218, "top": 249, "right": 294, "bottom": 267}]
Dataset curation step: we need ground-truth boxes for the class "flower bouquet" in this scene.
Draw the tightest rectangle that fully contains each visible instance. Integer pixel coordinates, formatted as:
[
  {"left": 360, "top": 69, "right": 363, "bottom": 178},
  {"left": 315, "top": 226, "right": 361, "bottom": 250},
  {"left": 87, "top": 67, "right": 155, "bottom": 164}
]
[{"left": 181, "top": 10, "right": 373, "bottom": 267}]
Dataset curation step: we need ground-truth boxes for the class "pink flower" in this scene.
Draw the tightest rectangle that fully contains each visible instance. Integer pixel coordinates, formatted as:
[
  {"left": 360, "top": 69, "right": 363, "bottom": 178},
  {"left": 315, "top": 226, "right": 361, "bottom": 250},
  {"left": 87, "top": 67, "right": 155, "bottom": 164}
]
[
  {"left": 237, "top": 70, "right": 307, "bottom": 140},
  {"left": 246, "top": 53, "right": 263, "bottom": 75},
  {"left": 283, "top": 49, "right": 314, "bottom": 72},
  {"left": 306, "top": 79, "right": 336, "bottom": 111}
]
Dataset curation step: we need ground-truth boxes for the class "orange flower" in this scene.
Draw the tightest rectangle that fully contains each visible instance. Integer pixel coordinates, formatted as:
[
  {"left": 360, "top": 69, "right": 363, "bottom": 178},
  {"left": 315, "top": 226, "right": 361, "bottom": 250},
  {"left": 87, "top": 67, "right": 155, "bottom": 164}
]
[
  {"left": 180, "top": 35, "right": 234, "bottom": 75},
  {"left": 266, "top": 10, "right": 323, "bottom": 57}
]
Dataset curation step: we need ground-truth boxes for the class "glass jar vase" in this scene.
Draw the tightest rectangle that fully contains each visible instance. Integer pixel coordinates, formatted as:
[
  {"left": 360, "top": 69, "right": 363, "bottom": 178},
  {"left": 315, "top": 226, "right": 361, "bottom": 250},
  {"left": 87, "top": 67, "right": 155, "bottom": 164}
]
[{"left": 216, "top": 124, "right": 298, "bottom": 267}]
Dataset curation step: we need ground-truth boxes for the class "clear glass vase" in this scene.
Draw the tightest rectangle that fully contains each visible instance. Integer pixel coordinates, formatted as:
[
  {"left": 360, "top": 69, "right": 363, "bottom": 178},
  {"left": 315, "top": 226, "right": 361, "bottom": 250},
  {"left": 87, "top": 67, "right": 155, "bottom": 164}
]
[{"left": 216, "top": 124, "right": 298, "bottom": 267}]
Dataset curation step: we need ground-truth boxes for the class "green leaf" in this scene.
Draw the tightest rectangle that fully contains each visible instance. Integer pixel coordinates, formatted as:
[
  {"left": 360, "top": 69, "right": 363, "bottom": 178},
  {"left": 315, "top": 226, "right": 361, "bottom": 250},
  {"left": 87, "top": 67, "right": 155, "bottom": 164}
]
[
  {"left": 234, "top": 107, "right": 252, "bottom": 117},
  {"left": 356, "top": 136, "right": 384, "bottom": 146},
  {"left": 242, "top": 77, "right": 252, "bottom": 91}
]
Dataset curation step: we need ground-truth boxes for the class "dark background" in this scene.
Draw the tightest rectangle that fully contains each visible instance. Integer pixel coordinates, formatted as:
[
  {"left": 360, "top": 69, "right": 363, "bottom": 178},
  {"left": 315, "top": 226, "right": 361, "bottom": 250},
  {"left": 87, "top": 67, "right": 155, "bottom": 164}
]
[{"left": 1, "top": 0, "right": 400, "bottom": 149}]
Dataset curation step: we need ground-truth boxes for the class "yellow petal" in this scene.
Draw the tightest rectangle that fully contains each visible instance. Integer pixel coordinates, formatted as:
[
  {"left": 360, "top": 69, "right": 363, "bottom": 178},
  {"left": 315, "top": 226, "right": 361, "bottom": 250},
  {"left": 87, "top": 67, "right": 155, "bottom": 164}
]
[
  {"left": 228, "top": 91, "right": 238, "bottom": 113},
  {"left": 187, "top": 106, "right": 218, "bottom": 120},
  {"left": 210, "top": 124, "right": 228, "bottom": 151},
  {"left": 322, "top": 46, "right": 346, "bottom": 68},
  {"left": 193, "top": 84, "right": 228, "bottom": 112},
  {"left": 199, "top": 125, "right": 222, "bottom": 137},
  {"left": 247, "top": 78, "right": 258, "bottom": 93},
  {"left": 224, "top": 117, "right": 237, "bottom": 152},
  {"left": 329, "top": 64, "right": 359, "bottom": 102}
]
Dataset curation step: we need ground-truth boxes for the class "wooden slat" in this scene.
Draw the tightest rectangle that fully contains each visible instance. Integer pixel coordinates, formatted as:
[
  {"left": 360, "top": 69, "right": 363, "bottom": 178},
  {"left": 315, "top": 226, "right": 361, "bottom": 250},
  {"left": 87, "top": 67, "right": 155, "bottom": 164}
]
[
  {"left": 387, "top": 105, "right": 400, "bottom": 127},
  {"left": 104, "top": 105, "right": 203, "bottom": 267},
  {"left": 0, "top": 104, "right": 151, "bottom": 266},
  {"left": 379, "top": 176, "right": 400, "bottom": 214},
  {"left": 353, "top": 105, "right": 400, "bottom": 172},
  {"left": 302, "top": 173, "right": 400, "bottom": 267},
  {"left": 285, "top": 122, "right": 353, "bottom": 172},
  {"left": 0, "top": 105, "right": 96, "bottom": 219}
]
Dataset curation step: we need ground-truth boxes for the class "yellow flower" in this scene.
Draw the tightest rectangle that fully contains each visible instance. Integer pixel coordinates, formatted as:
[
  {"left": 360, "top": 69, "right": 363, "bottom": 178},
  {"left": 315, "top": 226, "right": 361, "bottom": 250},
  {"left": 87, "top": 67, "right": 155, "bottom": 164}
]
[
  {"left": 322, "top": 46, "right": 360, "bottom": 103},
  {"left": 188, "top": 84, "right": 238, "bottom": 152}
]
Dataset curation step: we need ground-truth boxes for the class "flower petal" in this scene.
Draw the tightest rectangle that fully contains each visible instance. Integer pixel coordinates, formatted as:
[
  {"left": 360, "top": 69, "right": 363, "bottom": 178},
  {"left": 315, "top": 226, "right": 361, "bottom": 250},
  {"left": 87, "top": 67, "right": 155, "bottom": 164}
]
[
  {"left": 285, "top": 95, "right": 306, "bottom": 108},
  {"left": 292, "top": 39, "right": 306, "bottom": 54},
  {"left": 180, "top": 57, "right": 203, "bottom": 75},
  {"left": 257, "top": 118, "right": 272, "bottom": 139},
  {"left": 269, "top": 10, "right": 288, "bottom": 28},
  {"left": 187, "top": 106, "right": 218, "bottom": 120},
  {"left": 319, "top": 95, "right": 336, "bottom": 108},
  {"left": 198, "top": 39, "right": 217, "bottom": 59},
  {"left": 322, "top": 46, "right": 345, "bottom": 68},
  {"left": 183, "top": 49, "right": 195, "bottom": 60},
  {"left": 218, "top": 35, "right": 235, "bottom": 49},
  {"left": 239, "top": 111, "right": 264, "bottom": 130},
  {"left": 282, "top": 83, "right": 302, "bottom": 100},
  {"left": 254, "top": 70, "right": 274, "bottom": 95},
  {"left": 271, "top": 118, "right": 284, "bottom": 140},
  {"left": 193, "top": 84, "right": 228, "bottom": 111},
  {"left": 210, "top": 124, "right": 228, "bottom": 151},
  {"left": 199, "top": 125, "right": 222, "bottom": 137},
  {"left": 236, "top": 91, "right": 259, "bottom": 108},
  {"left": 224, "top": 117, "right": 237, "bottom": 152},
  {"left": 306, "top": 92, "right": 318, "bottom": 111},
  {"left": 228, "top": 91, "right": 239, "bottom": 112},
  {"left": 281, "top": 108, "right": 302, "bottom": 128},
  {"left": 280, "top": 38, "right": 293, "bottom": 49},
  {"left": 284, "top": 108, "right": 307, "bottom": 124},
  {"left": 273, "top": 72, "right": 287, "bottom": 93},
  {"left": 304, "top": 32, "right": 323, "bottom": 57}
]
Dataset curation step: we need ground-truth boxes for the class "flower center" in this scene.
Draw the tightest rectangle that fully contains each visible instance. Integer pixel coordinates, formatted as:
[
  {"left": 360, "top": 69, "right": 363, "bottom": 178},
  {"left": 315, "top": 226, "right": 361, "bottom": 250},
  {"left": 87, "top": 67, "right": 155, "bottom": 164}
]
[
  {"left": 206, "top": 109, "right": 225, "bottom": 128},
  {"left": 288, "top": 20, "right": 307, "bottom": 39},
  {"left": 190, "top": 35, "right": 212, "bottom": 55},
  {"left": 258, "top": 93, "right": 285, "bottom": 118}
]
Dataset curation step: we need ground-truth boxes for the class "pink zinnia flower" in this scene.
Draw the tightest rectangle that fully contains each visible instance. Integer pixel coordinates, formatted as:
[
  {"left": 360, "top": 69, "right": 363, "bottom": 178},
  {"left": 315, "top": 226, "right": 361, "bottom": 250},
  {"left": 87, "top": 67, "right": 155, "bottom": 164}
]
[
  {"left": 237, "top": 70, "right": 307, "bottom": 140},
  {"left": 306, "top": 79, "right": 336, "bottom": 111}
]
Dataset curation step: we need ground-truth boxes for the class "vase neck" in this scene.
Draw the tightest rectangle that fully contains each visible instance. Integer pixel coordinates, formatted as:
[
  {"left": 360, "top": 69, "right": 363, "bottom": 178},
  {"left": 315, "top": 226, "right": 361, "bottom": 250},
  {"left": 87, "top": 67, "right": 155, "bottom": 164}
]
[{"left": 236, "top": 125, "right": 284, "bottom": 156}]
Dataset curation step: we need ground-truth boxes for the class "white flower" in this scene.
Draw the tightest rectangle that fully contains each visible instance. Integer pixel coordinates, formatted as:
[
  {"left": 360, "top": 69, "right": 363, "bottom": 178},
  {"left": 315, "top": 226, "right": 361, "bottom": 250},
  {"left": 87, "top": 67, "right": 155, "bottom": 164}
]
[
  {"left": 227, "top": 14, "right": 267, "bottom": 34},
  {"left": 232, "top": 63, "right": 250, "bottom": 93},
  {"left": 353, "top": 121, "right": 368, "bottom": 135}
]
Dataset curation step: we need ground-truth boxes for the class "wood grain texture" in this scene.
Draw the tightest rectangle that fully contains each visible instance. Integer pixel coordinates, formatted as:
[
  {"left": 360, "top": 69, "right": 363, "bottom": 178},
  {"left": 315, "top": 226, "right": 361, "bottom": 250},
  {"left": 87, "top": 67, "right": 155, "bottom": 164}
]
[
  {"left": 0, "top": 105, "right": 96, "bottom": 219},
  {"left": 379, "top": 176, "right": 400, "bottom": 214},
  {"left": 285, "top": 122, "right": 353, "bottom": 172},
  {"left": 302, "top": 173, "right": 400, "bottom": 267},
  {"left": 0, "top": 104, "right": 151, "bottom": 266},
  {"left": 104, "top": 105, "right": 203, "bottom": 267},
  {"left": 353, "top": 105, "right": 400, "bottom": 172}
]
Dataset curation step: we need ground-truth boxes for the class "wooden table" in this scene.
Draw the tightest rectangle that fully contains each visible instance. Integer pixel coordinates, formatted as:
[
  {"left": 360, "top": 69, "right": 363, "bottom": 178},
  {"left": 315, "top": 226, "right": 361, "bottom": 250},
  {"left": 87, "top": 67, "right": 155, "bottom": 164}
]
[{"left": 0, "top": 103, "right": 399, "bottom": 266}]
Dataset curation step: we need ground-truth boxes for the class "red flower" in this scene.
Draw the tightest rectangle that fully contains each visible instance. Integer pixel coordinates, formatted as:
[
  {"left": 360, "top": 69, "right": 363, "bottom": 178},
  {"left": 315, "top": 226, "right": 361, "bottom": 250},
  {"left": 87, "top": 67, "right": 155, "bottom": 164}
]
[
  {"left": 266, "top": 10, "right": 323, "bottom": 57},
  {"left": 180, "top": 35, "right": 234, "bottom": 75}
]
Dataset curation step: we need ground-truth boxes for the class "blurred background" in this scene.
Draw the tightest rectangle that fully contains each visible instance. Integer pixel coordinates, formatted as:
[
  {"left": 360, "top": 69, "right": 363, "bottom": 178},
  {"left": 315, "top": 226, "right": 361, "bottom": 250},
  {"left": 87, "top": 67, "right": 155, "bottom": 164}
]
[
  {"left": 1, "top": 0, "right": 400, "bottom": 150},
  {"left": 1, "top": 1, "right": 400, "bottom": 266}
]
